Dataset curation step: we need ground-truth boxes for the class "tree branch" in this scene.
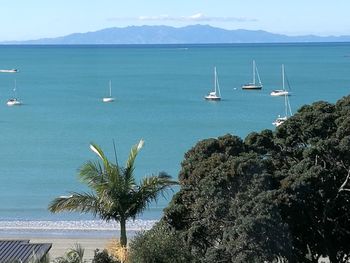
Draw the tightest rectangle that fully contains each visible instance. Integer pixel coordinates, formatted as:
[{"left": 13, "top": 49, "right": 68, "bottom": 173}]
[{"left": 339, "top": 168, "right": 350, "bottom": 193}]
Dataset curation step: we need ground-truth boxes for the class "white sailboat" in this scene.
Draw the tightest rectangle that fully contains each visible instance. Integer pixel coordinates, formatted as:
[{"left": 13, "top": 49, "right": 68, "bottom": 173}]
[
  {"left": 102, "top": 80, "right": 115, "bottom": 102},
  {"left": 0, "top": 69, "right": 18, "bottom": 73},
  {"left": 272, "top": 92, "right": 292, "bottom": 127},
  {"left": 270, "top": 64, "right": 291, "bottom": 96},
  {"left": 205, "top": 67, "right": 221, "bottom": 101},
  {"left": 6, "top": 79, "right": 22, "bottom": 106},
  {"left": 241, "top": 60, "right": 263, "bottom": 90}
]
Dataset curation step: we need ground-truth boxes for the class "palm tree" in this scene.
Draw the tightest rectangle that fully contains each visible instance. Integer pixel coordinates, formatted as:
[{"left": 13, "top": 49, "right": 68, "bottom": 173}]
[{"left": 48, "top": 140, "right": 177, "bottom": 247}]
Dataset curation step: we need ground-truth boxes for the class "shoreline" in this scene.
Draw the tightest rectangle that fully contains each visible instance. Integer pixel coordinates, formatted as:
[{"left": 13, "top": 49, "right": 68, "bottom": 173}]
[
  {"left": 0, "top": 219, "right": 156, "bottom": 259},
  {"left": 0, "top": 229, "right": 137, "bottom": 238},
  {"left": 0, "top": 219, "right": 156, "bottom": 236}
]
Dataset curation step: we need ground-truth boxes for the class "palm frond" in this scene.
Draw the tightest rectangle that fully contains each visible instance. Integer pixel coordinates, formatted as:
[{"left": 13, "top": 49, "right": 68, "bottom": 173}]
[
  {"left": 107, "top": 163, "right": 122, "bottom": 183},
  {"left": 90, "top": 143, "right": 104, "bottom": 159},
  {"left": 117, "top": 167, "right": 136, "bottom": 196},
  {"left": 113, "top": 139, "right": 119, "bottom": 166},
  {"left": 90, "top": 143, "right": 110, "bottom": 169},
  {"left": 48, "top": 192, "right": 102, "bottom": 217},
  {"left": 124, "top": 140, "right": 144, "bottom": 180},
  {"left": 68, "top": 243, "right": 85, "bottom": 262},
  {"left": 157, "top": 171, "right": 176, "bottom": 181},
  {"left": 79, "top": 160, "right": 106, "bottom": 187},
  {"left": 88, "top": 143, "right": 123, "bottom": 193},
  {"left": 125, "top": 172, "right": 178, "bottom": 218}
]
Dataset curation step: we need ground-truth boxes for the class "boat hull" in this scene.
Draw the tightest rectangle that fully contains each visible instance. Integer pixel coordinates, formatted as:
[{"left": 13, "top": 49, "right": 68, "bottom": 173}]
[
  {"left": 241, "top": 84, "right": 263, "bottom": 90},
  {"left": 270, "top": 90, "right": 291, "bottom": 96},
  {"left": 102, "top": 97, "right": 115, "bottom": 102},
  {"left": 272, "top": 116, "right": 287, "bottom": 127},
  {"left": 205, "top": 96, "right": 221, "bottom": 101},
  {"left": 0, "top": 69, "right": 18, "bottom": 73},
  {"left": 7, "top": 99, "right": 22, "bottom": 106}
]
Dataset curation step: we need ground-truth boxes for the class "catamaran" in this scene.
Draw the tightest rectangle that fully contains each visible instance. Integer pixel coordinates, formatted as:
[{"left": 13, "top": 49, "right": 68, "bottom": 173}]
[
  {"left": 102, "top": 80, "right": 115, "bottom": 102},
  {"left": 205, "top": 67, "right": 221, "bottom": 101},
  {"left": 241, "top": 60, "right": 263, "bottom": 90}
]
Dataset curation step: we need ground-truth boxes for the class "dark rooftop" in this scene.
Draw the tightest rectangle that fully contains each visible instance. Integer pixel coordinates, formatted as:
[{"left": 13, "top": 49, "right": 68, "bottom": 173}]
[{"left": 0, "top": 240, "right": 52, "bottom": 263}]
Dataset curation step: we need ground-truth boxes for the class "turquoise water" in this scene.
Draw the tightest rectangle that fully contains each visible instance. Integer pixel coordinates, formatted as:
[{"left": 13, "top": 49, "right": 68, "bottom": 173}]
[{"left": 0, "top": 43, "right": 349, "bottom": 233}]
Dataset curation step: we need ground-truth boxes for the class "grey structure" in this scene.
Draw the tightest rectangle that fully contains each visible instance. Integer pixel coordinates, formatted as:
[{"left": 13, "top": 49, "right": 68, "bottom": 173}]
[{"left": 0, "top": 240, "right": 52, "bottom": 262}]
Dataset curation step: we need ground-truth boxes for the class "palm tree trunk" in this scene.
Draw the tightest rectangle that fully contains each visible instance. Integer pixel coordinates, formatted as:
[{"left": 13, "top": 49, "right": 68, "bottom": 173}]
[{"left": 120, "top": 217, "right": 127, "bottom": 247}]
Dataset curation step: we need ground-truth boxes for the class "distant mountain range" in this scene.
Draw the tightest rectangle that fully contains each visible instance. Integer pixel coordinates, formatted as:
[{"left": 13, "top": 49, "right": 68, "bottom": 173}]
[{"left": 3, "top": 25, "right": 350, "bottom": 44}]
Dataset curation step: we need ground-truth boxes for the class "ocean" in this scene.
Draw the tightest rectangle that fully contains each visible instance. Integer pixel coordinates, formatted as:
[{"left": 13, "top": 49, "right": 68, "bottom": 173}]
[{"left": 0, "top": 43, "right": 349, "bottom": 237}]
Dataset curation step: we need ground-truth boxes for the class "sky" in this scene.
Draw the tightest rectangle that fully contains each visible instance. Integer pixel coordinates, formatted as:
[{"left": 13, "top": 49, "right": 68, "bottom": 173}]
[{"left": 1, "top": 0, "right": 350, "bottom": 41}]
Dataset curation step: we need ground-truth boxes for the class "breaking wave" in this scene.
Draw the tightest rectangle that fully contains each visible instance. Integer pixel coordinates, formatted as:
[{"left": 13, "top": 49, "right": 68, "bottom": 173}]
[{"left": 0, "top": 219, "right": 158, "bottom": 237}]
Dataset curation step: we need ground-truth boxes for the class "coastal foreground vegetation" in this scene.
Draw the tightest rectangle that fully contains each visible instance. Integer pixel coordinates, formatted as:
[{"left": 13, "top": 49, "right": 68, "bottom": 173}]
[
  {"left": 128, "top": 95, "right": 350, "bottom": 263},
  {"left": 50, "top": 94, "right": 350, "bottom": 262}
]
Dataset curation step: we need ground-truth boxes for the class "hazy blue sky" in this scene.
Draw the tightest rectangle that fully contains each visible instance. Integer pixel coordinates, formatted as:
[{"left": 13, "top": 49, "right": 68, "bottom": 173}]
[{"left": 1, "top": 0, "right": 350, "bottom": 41}]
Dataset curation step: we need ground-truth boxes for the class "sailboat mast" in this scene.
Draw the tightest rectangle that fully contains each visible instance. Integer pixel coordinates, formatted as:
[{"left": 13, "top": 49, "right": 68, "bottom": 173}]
[
  {"left": 282, "top": 64, "right": 285, "bottom": 91},
  {"left": 109, "top": 80, "right": 112, "bottom": 97},
  {"left": 217, "top": 71, "right": 221, "bottom": 97},
  {"left": 253, "top": 60, "right": 256, "bottom": 85},
  {"left": 214, "top": 67, "right": 217, "bottom": 94},
  {"left": 14, "top": 79, "right": 17, "bottom": 98},
  {"left": 284, "top": 93, "right": 288, "bottom": 117}
]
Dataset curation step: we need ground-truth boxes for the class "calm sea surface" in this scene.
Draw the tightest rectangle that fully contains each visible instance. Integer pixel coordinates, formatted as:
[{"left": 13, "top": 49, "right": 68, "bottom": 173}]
[{"left": 0, "top": 43, "right": 349, "bottom": 236}]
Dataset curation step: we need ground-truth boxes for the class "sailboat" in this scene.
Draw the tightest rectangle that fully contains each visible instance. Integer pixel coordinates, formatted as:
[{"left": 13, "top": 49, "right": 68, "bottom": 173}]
[
  {"left": 102, "top": 80, "right": 115, "bottom": 102},
  {"left": 0, "top": 69, "right": 18, "bottom": 73},
  {"left": 241, "top": 60, "right": 263, "bottom": 90},
  {"left": 272, "top": 92, "right": 292, "bottom": 127},
  {"left": 6, "top": 79, "right": 22, "bottom": 106},
  {"left": 205, "top": 67, "right": 221, "bottom": 101},
  {"left": 270, "top": 64, "right": 291, "bottom": 96}
]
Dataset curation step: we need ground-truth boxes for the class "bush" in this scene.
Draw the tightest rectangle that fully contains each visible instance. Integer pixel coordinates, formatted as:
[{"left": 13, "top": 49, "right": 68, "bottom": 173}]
[
  {"left": 92, "top": 249, "right": 120, "bottom": 263},
  {"left": 128, "top": 221, "right": 193, "bottom": 263},
  {"left": 53, "top": 243, "right": 85, "bottom": 263}
]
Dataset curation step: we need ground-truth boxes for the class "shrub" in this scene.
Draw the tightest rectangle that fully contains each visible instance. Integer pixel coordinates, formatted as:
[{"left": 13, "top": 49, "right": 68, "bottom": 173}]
[
  {"left": 92, "top": 249, "right": 120, "bottom": 263},
  {"left": 128, "top": 221, "right": 193, "bottom": 263}
]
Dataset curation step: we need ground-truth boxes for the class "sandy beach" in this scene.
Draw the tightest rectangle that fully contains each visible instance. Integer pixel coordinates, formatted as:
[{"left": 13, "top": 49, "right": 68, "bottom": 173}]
[
  {"left": 37, "top": 237, "right": 111, "bottom": 260},
  {"left": 0, "top": 219, "right": 153, "bottom": 260}
]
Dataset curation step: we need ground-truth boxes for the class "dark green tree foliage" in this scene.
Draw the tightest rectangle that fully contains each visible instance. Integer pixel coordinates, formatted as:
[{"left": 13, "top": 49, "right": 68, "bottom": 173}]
[
  {"left": 131, "top": 95, "right": 350, "bottom": 262},
  {"left": 163, "top": 135, "right": 293, "bottom": 262},
  {"left": 222, "top": 181, "right": 292, "bottom": 262},
  {"left": 274, "top": 96, "right": 350, "bottom": 262}
]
